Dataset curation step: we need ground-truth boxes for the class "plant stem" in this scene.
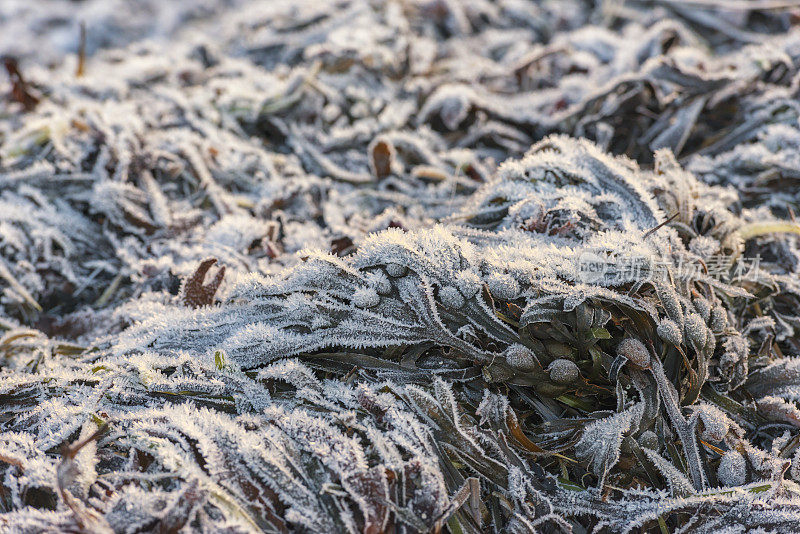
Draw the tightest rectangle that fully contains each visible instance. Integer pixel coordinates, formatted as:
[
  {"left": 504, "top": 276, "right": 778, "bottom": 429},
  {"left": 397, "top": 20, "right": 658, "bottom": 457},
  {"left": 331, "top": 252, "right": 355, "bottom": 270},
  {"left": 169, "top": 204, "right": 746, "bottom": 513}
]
[{"left": 649, "top": 355, "right": 707, "bottom": 491}]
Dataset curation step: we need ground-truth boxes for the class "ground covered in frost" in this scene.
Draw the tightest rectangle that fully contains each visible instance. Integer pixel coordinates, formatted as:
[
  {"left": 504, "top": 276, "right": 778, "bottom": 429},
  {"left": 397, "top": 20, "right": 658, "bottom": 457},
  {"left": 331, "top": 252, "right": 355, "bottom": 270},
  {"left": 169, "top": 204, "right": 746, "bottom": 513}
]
[{"left": 3, "top": 1, "right": 800, "bottom": 532}]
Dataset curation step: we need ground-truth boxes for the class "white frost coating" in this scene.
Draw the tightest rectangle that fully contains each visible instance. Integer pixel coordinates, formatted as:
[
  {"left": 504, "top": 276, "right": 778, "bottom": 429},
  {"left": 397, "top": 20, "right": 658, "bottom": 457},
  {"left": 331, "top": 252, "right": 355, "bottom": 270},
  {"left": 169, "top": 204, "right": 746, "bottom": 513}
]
[
  {"left": 693, "top": 297, "right": 712, "bottom": 323},
  {"left": 688, "top": 235, "right": 720, "bottom": 257},
  {"left": 694, "top": 404, "right": 731, "bottom": 443},
  {"left": 617, "top": 338, "right": 651, "bottom": 368},
  {"left": 486, "top": 272, "right": 520, "bottom": 300},
  {"left": 385, "top": 262, "right": 407, "bottom": 278},
  {"left": 206, "top": 214, "right": 273, "bottom": 251},
  {"left": 710, "top": 305, "right": 728, "bottom": 332},
  {"left": 352, "top": 286, "right": 380, "bottom": 308},
  {"left": 2, "top": 4, "right": 800, "bottom": 530},
  {"left": 718, "top": 451, "right": 747, "bottom": 487},
  {"left": 455, "top": 269, "right": 482, "bottom": 298},
  {"left": 365, "top": 270, "right": 392, "bottom": 295},
  {"left": 642, "top": 447, "right": 694, "bottom": 497},
  {"left": 547, "top": 358, "right": 579, "bottom": 384},
  {"left": 684, "top": 312, "right": 708, "bottom": 349},
  {"left": 575, "top": 403, "right": 644, "bottom": 487},
  {"left": 657, "top": 319, "right": 683, "bottom": 346},
  {"left": 438, "top": 285, "right": 465, "bottom": 309},
  {"left": 638, "top": 430, "right": 659, "bottom": 451},
  {"left": 505, "top": 344, "right": 538, "bottom": 371}
]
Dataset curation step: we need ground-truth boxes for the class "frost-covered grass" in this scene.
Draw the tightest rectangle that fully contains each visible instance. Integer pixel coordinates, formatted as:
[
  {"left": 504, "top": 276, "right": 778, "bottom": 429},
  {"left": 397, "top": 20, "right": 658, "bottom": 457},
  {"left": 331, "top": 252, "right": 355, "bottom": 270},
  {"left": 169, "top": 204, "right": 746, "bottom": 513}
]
[{"left": 3, "top": 1, "right": 800, "bottom": 533}]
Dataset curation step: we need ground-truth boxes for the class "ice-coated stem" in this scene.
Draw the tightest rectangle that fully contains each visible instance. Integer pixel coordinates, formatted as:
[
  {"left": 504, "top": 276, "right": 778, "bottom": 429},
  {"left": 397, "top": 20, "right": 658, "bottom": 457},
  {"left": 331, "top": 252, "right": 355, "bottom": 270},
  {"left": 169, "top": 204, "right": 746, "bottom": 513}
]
[
  {"left": 618, "top": 338, "right": 706, "bottom": 491},
  {"left": 649, "top": 354, "right": 707, "bottom": 491}
]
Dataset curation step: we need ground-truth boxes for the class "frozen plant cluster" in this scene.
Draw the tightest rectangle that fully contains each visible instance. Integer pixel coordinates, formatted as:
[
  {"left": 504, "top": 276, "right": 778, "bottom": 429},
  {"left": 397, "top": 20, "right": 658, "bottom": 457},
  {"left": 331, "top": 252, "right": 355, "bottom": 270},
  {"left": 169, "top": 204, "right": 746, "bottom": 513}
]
[{"left": 3, "top": 1, "right": 800, "bottom": 532}]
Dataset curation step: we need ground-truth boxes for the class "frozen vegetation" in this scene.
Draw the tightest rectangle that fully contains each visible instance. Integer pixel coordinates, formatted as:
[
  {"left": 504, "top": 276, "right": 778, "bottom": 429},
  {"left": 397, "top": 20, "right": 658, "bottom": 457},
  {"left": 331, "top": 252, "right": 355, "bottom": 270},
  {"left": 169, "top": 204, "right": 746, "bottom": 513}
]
[{"left": 2, "top": 0, "right": 800, "bottom": 532}]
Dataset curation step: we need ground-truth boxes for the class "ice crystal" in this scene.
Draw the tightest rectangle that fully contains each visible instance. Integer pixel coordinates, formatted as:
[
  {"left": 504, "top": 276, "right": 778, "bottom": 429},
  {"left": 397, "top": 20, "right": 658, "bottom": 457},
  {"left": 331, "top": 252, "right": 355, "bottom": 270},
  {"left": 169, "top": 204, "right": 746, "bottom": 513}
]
[
  {"left": 575, "top": 403, "right": 644, "bottom": 488},
  {"left": 718, "top": 451, "right": 748, "bottom": 487}
]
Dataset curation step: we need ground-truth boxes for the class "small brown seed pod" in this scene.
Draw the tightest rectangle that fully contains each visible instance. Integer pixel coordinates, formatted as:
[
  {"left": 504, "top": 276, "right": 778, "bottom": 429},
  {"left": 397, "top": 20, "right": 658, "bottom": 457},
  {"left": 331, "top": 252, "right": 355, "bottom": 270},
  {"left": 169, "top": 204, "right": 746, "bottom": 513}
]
[
  {"left": 548, "top": 358, "right": 579, "bottom": 384},
  {"left": 657, "top": 319, "right": 683, "bottom": 346},
  {"left": 718, "top": 451, "right": 747, "bottom": 487},
  {"left": 505, "top": 344, "right": 537, "bottom": 371},
  {"left": 617, "top": 338, "right": 651, "bottom": 368},
  {"left": 385, "top": 262, "right": 407, "bottom": 277}
]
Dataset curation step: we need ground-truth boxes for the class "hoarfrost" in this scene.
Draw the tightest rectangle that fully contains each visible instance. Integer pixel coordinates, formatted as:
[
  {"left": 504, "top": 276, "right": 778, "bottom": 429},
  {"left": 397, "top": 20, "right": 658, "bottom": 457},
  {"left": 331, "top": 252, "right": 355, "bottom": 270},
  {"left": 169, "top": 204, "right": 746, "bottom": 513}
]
[{"left": 3, "top": 0, "right": 800, "bottom": 532}]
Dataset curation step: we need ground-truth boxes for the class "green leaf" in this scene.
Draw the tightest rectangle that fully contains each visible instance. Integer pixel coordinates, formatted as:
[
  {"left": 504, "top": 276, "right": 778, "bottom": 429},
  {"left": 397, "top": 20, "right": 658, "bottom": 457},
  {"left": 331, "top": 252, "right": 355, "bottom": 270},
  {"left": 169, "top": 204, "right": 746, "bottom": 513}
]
[
  {"left": 557, "top": 477, "right": 585, "bottom": 491},
  {"left": 214, "top": 349, "right": 226, "bottom": 370},
  {"left": 590, "top": 327, "right": 611, "bottom": 339}
]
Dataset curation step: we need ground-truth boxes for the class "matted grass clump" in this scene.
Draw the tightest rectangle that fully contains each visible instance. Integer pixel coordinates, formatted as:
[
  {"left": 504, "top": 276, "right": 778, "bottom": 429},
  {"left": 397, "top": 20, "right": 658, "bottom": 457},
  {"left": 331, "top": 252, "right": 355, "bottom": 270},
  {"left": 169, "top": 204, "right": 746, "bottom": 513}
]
[{"left": 2, "top": 1, "right": 800, "bottom": 532}]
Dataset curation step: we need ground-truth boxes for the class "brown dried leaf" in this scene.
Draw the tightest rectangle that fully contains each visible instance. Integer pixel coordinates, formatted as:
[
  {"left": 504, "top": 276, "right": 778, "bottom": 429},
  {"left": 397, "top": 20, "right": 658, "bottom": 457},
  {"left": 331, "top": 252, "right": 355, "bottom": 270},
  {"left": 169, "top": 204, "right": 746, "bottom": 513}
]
[
  {"left": 369, "top": 137, "right": 395, "bottom": 179},
  {"left": 3, "top": 57, "right": 40, "bottom": 111},
  {"left": 181, "top": 258, "right": 225, "bottom": 308}
]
